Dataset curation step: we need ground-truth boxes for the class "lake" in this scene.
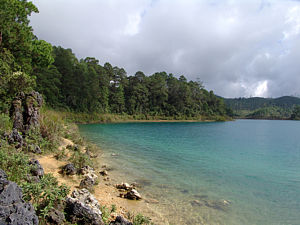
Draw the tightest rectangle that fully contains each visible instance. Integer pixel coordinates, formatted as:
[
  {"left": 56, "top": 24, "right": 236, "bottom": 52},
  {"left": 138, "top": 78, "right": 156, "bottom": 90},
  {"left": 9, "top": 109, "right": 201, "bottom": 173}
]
[{"left": 79, "top": 120, "right": 300, "bottom": 225}]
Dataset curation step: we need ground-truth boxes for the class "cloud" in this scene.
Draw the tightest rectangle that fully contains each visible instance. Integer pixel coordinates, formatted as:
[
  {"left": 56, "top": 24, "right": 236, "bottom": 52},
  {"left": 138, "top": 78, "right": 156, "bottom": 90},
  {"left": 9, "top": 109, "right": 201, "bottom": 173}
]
[{"left": 30, "top": 0, "right": 300, "bottom": 98}]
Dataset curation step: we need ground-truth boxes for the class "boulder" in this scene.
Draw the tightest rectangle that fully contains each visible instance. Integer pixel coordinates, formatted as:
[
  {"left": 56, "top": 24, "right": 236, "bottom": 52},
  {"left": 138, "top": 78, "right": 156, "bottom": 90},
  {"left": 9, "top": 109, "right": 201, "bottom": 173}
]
[
  {"left": 6, "top": 129, "right": 23, "bottom": 148},
  {"left": 79, "top": 166, "right": 95, "bottom": 176},
  {"left": 0, "top": 169, "right": 38, "bottom": 225},
  {"left": 62, "top": 163, "right": 77, "bottom": 175},
  {"left": 46, "top": 208, "right": 65, "bottom": 225},
  {"left": 79, "top": 176, "right": 95, "bottom": 189},
  {"left": 65, "top": 189, "right": 104, "bottom": 225},
  {"left": 110, "top": 216, "right": 132, "bottom": 225},
  {"left": 29, "top": 159, "right": 44, "bottom": 179},
  {"left": 79, "top": 166, "right": 98, "bottom": 186},
  {"left": 123, "top": 189, "right": 142, "bottom": 200},
  {"left": 99, "top": 170, "right": 108, "bottom": 176},
  {"left": 116, "top": 183, "right": 131, "bottom": 191}
]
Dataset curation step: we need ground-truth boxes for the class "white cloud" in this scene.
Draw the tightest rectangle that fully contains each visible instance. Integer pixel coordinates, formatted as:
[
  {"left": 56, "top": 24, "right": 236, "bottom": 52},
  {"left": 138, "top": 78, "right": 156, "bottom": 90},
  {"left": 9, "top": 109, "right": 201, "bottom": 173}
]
[{"left": 30, "top": 0, "right": 300, "bottom": 98}]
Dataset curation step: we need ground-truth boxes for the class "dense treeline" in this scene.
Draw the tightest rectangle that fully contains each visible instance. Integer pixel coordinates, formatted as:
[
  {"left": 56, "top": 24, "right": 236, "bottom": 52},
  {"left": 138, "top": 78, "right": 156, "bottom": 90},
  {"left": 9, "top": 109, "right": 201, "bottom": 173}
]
[
  {"left": 34, "top": 46, "right": 228, "bottom": 119},
  {"left": 0, "top": 0, "right": 228, "bottom": 120},
  {"left": 223, "top": 96, "right": 300, "bottom": 119}
]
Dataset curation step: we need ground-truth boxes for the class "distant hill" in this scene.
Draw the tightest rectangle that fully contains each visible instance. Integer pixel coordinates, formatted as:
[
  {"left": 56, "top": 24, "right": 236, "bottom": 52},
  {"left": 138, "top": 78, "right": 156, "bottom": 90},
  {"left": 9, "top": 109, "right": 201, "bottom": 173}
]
[{"left": 222, "top": 96, "right": 300, "bottom": 119}]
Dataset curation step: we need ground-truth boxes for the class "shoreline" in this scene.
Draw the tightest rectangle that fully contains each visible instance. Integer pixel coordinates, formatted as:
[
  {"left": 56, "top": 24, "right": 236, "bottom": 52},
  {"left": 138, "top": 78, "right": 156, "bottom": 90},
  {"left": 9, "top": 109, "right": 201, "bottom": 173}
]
[{"left": 37, "top": 136, "right": 168, "bottom": 225}]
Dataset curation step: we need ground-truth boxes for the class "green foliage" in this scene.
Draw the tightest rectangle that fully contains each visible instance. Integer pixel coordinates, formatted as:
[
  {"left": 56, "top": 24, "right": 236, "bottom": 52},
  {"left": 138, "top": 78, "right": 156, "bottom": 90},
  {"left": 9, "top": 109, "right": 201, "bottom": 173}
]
[
  {"left": 22, "top": 173, "right": 70, "bottom": 219},
  {"left": 100, "top": 205, "right": 111, "bottom": 225},
  {"left": 38, "top": 46, "right": 228, "bottom": 120},
  {"left": 224, "top": 96, "right": 300, "bottom": 119},
  {"left": 0, "top": 143, "right": 31, "bottom": 183},
  {"left": 39, "top": 108, "right": 65, "bottom": 152},
  {"left": 0, "top": 113, "right": 12, "bottom": 134},
  {"left": 69, "top": 151, "right": 92, "bottom": 169},
  {"left": 126, "top": 212, "right": 153, "bottom": 225},
  {"left": 291, "top": 105, "right": 300, "bottom": 120}
]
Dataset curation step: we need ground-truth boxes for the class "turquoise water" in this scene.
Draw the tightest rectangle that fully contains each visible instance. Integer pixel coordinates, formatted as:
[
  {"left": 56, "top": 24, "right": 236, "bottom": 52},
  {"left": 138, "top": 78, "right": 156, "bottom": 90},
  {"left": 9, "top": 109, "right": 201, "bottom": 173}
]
[{"left": 79, "top": 120, "right": 300, "bottom": 225}]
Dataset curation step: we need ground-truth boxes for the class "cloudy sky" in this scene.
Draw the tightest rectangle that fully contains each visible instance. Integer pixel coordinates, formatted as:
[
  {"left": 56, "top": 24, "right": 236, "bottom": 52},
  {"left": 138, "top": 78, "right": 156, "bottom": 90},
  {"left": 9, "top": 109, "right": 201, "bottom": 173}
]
[{"left": 30, "top": 0, "right": 300, "bottom": 98}]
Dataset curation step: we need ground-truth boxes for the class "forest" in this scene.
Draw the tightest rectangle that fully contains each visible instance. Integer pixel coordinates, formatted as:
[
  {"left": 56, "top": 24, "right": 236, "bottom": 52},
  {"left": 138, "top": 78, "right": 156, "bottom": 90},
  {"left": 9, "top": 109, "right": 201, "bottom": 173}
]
[
  {"left": 223, "top": 96, "right": 300, "bottom": 119},
  {"left": 0, "top": 0, "right": 229, "bottom": 121}
]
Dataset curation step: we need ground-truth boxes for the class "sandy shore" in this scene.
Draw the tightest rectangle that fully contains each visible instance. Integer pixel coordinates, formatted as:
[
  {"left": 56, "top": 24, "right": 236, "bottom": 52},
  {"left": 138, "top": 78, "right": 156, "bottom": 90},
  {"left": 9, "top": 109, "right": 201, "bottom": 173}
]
[{"left": 37, "top": 137, "right": 168, "bottom": 225}]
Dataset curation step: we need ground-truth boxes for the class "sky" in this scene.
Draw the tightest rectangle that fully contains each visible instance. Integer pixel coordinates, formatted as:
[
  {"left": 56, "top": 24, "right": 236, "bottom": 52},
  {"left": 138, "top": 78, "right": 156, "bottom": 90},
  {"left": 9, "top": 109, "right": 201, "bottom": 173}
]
[{"left": 30, "top": 0, "right": 300, "bottom": 98}]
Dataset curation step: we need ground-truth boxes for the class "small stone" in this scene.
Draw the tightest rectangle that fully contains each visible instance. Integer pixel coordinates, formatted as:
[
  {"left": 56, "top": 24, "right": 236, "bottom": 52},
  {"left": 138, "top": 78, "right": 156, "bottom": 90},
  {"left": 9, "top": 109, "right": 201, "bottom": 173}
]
[
  {"left": 116, "top": 183, "right": 131, "bottom": 190},
  {"left": 110, "top": 215, "right": 133, "bottom": 225},
  {"left": 123, "top": 189, "right": 142, "bottom": 200},
  {"left": 99, "top": 170, "right": 108, "bottom": 176},
  {"left": 62, "top": 163, "right": 77, "bottom": 175},
  {"left": 80, "top": 176, "right": 95, "bottom": 189}
]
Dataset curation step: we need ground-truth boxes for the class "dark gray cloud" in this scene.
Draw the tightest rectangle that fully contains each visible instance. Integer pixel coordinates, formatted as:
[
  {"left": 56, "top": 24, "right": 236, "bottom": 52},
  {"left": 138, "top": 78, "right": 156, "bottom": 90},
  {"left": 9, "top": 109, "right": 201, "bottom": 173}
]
[{"left": 30, "top": 0, "right": 300, "bottom": 97}]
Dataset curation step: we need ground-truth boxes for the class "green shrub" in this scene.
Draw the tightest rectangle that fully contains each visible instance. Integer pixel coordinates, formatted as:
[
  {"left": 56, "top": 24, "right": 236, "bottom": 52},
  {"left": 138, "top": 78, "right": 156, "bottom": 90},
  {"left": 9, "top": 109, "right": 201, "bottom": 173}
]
[
  {"left": 0, "top": 143, "right": 31, "bottom": 183},
  {"left": 69, "top": 151, "right": 92, "bottom": 169},
  {"left": 22, "top": 173, "right": 70, "bottom": 220}
]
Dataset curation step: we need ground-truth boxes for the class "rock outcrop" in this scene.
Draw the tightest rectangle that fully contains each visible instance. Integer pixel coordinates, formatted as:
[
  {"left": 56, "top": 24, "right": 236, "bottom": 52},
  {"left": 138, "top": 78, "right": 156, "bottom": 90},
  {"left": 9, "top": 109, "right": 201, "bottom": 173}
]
[
  {"left": 65, "top": 189, "right": 104, "bottom": 225},
  {"left": 5, "top": 128, "right": 23, "bottom": 148},
  {"left": 0, "top": 169, "right": 39, "bottom": 225},
  {"left": 62, "top": 163, "right": 77, "bottom": 175},
  {"left": 28, "top": 159, "right": 44, "bottom": 182},
  {"left": 116, "top": 183, "right": 142, "bottom": 200},
  {"left": 10, "top": 91, "right": 43, "bottom": 134},
  {"left": 46, "top": 208, "right": 65, "bottom": 225},
  {"left": 79, "top": 166, "right": 98, "bottom": 189},
  {"left": 109, "top": 215, "right": 133, "bottom": 225}
]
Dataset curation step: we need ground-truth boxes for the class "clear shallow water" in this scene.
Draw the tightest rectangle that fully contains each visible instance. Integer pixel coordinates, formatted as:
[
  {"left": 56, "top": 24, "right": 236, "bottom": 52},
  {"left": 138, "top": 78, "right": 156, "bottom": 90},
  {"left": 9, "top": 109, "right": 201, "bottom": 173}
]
[{"left": 79, "top": 120, "right": 300, "bottom": 225}]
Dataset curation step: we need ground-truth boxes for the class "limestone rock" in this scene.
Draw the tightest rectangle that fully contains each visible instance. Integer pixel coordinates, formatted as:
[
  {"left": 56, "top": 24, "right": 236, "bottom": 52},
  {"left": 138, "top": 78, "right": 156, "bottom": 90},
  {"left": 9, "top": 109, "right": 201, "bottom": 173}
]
[
  {"left": 80, "top": 176, "right": 95, "bottom": 189},
  {"left": 116, "top": 183, "right": 131, "bottom": 191},
  {"left": 123, "top": 189, "right": 142, "bottom": 200},
  {"left": 0, "top": 169, "right": 39, "bottom": 225},
  {"left": 10, "top": 91, "right": 43, "bottom": 134},
  {"left": 46, "top": 208, "right": 65, "bottom": 224},
  {"left": 6, "top": 129, "right": 23, "bottom": 148},
  {"left": 65, "top": 189, "right": 104, "bottom": 225},
  {"left": 62, "top": 163, "right": 77, "bottom": 175},
  {"left": 23, "top": 91, "right": 43, "bottom": 133},
  {"left": 29, "top": 159, "right": 44, "bottom": 179},
  {"left": 79, "top": 166, "right": 98, "bottom": 187},
  {"left": 110, "top": 216, "right": 132, "bottom": 225}
]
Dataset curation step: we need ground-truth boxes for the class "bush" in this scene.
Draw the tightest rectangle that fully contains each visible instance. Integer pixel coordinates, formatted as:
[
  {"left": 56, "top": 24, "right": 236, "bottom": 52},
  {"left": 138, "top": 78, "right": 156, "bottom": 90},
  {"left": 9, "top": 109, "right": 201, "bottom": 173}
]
[
  {"left": 0, "top": 142, "right": 31, "bottom": 183},
  {"left": 22, "top": 173, "right": 70, "bottom": 220},
  {"left": 69, "top": 151, "right": 92, "bottom": 169}
]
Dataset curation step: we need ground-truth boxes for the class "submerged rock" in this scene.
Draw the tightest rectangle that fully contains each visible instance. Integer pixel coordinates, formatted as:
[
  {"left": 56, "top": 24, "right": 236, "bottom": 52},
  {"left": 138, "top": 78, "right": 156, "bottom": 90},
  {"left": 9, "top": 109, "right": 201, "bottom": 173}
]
[
  {"left": 0, "top": 169, "right": 38, "bottom": 225},
  {"left": 62, "top": 163, "right": 77, "bottom": 175},
  {"left": 109, "top": 215, "right": 132, "bottom": 225},
  {"left": 65, "top": 189, "right": 104, "bottom": 225}
]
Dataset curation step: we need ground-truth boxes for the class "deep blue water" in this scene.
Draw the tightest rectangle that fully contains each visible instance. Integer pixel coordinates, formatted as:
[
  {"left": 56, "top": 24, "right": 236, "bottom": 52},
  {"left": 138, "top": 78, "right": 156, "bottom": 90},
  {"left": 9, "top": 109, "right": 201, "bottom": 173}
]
[{"left": 79, "top": 120, "right": 300, "bottom": 225}]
